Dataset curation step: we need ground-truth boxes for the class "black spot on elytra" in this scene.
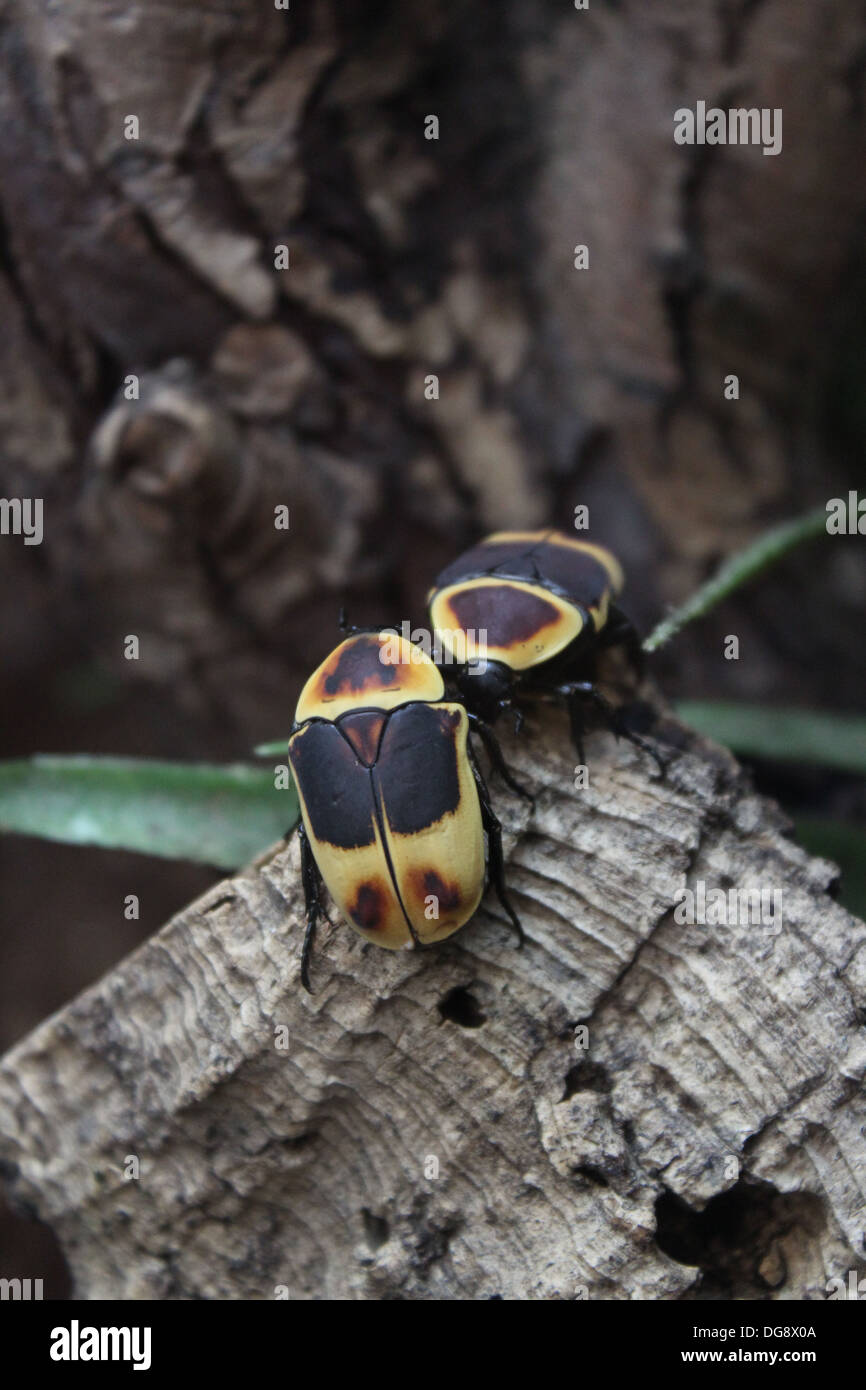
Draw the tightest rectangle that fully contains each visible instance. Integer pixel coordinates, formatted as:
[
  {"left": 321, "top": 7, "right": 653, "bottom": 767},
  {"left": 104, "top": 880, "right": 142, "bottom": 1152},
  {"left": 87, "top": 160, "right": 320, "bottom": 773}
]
[
  {"left": 288, "top": 722, "right": 376, "bottom": 848},
  {"left": 449, "top": 583, "right": 561, "bottom": 647},
  {"left": 377, "top": 703, "right": 462, "bottom": 834},
  {"left": 350, "top": 881, "right": 387, "bottom": 930},
  {"left": 414, "top": 869, "right": 462, "bottom": 913},
  {"left": 323, "top": 635, "right": 397, "bottom": 696}
]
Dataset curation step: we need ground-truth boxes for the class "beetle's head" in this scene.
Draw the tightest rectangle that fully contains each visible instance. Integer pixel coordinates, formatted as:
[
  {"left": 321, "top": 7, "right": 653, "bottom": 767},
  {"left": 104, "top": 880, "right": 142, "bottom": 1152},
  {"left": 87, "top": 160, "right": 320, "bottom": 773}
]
[{"left": 455, "top": 658, "right": 517, "bottom": 723}]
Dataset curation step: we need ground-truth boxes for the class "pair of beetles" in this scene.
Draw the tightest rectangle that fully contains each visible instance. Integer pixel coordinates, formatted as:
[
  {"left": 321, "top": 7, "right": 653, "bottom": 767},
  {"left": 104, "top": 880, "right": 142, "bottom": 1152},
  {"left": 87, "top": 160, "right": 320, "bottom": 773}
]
[{"left": 288, "top": 529, "right": 663, "bottom": 991}]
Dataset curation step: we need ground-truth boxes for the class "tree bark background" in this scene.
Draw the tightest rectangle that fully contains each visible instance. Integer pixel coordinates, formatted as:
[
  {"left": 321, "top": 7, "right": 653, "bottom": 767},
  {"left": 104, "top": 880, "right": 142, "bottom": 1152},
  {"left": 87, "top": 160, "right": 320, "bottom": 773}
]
[{"left": 0, "top": 0, "right": 864, "bottom": 1297}]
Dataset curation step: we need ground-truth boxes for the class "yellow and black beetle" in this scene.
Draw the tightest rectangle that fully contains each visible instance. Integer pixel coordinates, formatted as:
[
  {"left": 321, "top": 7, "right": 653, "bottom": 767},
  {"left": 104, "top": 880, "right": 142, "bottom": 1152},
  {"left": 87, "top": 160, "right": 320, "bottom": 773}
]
[
  {"left": 428, "top": 529, "right": 663, "bottom": 772},
  {"left": 287, "top": 628, "right": 523, "bottom": 991}
]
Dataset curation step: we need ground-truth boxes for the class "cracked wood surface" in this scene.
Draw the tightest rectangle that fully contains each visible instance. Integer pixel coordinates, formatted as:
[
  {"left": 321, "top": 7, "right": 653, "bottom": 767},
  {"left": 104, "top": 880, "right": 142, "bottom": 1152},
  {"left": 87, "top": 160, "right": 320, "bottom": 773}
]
[{"left": 1, "top": 708, "right": 864, "bottom": 1300}]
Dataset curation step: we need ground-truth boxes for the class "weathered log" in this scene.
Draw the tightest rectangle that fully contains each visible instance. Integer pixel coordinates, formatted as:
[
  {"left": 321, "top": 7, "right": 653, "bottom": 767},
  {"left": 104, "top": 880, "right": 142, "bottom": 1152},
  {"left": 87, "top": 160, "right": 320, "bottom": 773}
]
[
  {"left": 1, "top": 706, "right": 864, "bottom": 1300},
  {"left": 2, "top": 0, "right": 866, "bottom": 727}
]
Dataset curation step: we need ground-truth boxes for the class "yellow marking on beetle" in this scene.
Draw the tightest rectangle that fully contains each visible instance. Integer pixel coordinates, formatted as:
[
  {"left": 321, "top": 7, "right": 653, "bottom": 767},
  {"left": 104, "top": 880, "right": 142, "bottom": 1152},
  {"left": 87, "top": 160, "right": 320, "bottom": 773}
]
[
  {"left": 431, "top": 578, "right": 583, "bottom": 671},
  {"left": 295, "top": 631, "right": 444, "bottom": 724},
  {"left": 294, "top": 793, "right": 413, "bottom": 949},
  {"left": 482, "top": 530, "right": 625, "bottom": 597},
  {"left": 545, "top": 534, "right": 624, "bottom": 596},
  {"left": 378, "top": 704, "right": 484, "bottom": 943},
  {"left": 294, "top": 703, "right": 484, "bottom": 950}
]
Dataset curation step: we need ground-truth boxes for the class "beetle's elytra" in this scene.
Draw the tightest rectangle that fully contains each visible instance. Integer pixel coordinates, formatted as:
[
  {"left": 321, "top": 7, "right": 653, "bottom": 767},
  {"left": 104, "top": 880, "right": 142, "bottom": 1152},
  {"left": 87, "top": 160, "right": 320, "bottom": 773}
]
[
  {"left": 288, "top": 630, "right": 522, "bottom": 992},
  {"left": 427, "top": 528, "right": 663, "bottom": 772},
  {"left": 430, "top": 530, "right": 625, "bottom": 672}
]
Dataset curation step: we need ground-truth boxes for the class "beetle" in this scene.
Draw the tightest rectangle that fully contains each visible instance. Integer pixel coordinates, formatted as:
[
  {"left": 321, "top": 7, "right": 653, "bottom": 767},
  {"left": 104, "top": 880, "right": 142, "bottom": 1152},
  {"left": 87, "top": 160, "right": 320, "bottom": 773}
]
[
  {"left": 427, "top": 528, "right": 664, "bottom": 772},
  {"left": 287, "top": 628, "right": 523, "bottom": 992}
]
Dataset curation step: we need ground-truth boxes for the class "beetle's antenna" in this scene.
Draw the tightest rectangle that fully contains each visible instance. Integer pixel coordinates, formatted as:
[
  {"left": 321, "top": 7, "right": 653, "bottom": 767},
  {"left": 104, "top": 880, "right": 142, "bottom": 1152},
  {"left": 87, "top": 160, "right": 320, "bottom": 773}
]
[{"left": 337, "top": 607, "right": 382, "bottom": 638}]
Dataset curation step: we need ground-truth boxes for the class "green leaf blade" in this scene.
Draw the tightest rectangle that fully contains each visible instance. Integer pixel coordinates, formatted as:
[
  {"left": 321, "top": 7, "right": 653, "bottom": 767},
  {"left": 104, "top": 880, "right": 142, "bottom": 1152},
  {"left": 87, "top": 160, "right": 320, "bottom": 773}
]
[
  {"left": 643, "top": 507, "right": 828, "bottom": 653},
  {"left": 793, "top": 817, "right": 866, "bottom": 920},
  {"left": 0, "top": 756, "right": 299, "bottom": 869},
  {"left": 675, "top": 701, "right": 866, "bottom": 776},
  {"left": 254, "top": 741, "right": 289, "bottom": 758}
]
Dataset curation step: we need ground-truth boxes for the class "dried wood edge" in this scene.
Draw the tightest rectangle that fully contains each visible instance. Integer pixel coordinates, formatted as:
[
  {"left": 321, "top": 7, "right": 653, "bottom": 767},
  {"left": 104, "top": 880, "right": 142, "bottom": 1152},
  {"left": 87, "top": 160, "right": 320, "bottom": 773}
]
[{"left": 0, "top": 704, "right": 864, "bottom": 1301}]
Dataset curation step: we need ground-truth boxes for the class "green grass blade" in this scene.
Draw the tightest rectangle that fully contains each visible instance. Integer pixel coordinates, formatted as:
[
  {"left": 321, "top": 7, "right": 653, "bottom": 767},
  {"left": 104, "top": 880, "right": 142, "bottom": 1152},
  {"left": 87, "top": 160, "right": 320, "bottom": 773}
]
[
  {"left": 794, "top": 817, "right": 866, "bottom": 921},
  {"left": 676, "top": 701, "right": 866, "bottom": 776},
  {"left": 254, "top": 741, "right": 288, "bottom": 757},
  {"left": 0, "top": 756, "right": 299, "bottom": 869},
  {"left": 643, "top": 507, "right": 828, "bottom": 653}
]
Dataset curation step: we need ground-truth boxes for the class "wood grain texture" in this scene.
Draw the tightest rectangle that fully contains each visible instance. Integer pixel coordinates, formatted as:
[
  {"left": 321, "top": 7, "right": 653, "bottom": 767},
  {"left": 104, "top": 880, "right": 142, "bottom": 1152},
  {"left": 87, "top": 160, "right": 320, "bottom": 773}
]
[{"left": 1, "top": 707, "right": 864, "bottom": 1300}]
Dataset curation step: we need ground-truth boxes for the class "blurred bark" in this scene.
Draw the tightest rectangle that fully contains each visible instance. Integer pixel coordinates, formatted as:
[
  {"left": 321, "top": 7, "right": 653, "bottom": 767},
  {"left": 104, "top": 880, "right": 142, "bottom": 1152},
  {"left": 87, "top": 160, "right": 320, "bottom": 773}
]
[
  {"left": 1, "top": 712, "right": 865, "bottom": 1299},
  {"left": 0, "top": 0, "right": 865, "bottom": 732}
]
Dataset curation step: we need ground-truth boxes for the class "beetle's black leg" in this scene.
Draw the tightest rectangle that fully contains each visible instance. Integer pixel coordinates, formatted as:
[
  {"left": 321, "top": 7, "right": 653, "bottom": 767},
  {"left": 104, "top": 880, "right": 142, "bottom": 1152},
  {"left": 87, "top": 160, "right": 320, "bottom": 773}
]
[
  {"left": 287, "top": 819, "right": 335, "bottom": 926},
  {"left": 566, "top": 693, "right": 587, "bottom": 769},
  {"left": 466, "top": 742, "right": 525, "bottom": 947},
  {"left": 528, "top": 680, "right": 586, "bottom": 763},
  {"left": 558, "top": 680, "right": 666, "bottom": 779},
  {"left": 297, "top": 821, "right": 328, "bottom": 993},
  {"left": 598, "top": 604, "right": 646, "bottom": 679},
  {"left": 467, "top": 712, "right": 534, "bottom": 804}
]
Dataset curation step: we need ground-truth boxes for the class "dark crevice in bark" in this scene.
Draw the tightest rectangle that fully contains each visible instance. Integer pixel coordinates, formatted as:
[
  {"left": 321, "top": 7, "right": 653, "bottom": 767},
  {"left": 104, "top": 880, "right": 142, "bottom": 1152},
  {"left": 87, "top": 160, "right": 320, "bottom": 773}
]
[{"left": 657, "top": 1179, "right": 825, "bottom": 1298}]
